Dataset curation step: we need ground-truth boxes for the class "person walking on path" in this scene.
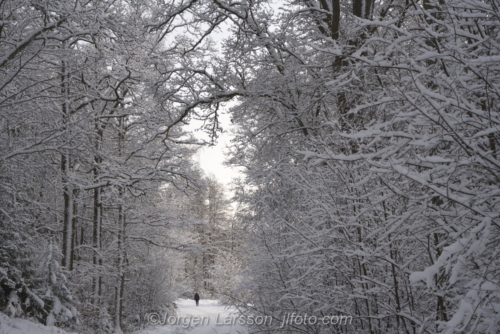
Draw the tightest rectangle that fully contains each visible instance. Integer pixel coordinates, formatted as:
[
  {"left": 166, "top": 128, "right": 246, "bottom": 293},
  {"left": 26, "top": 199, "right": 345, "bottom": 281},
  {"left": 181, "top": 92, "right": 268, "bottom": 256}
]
[{"left": 194, "top": 292, "right": 200, "bottom": 306}]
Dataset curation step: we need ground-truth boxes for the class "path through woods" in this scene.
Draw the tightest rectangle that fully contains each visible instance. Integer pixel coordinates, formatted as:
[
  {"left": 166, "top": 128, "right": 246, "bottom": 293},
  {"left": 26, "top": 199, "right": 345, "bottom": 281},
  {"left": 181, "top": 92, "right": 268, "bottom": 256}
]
[{"left": 137, "top": 299, "right": 248, "bottom": 334}]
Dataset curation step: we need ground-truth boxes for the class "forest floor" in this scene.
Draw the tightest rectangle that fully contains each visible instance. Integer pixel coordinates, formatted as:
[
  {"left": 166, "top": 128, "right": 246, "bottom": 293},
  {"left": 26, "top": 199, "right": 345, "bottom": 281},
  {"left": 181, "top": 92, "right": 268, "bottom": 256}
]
[
  {"left": 136, "top": 299, "right": 248, "bottom": 334},
  {"left": 0, "top": 299, "right": 247, "bottom": 334},
  {"left": 0, "top": 311, "right": 75, "bottom": 334}
]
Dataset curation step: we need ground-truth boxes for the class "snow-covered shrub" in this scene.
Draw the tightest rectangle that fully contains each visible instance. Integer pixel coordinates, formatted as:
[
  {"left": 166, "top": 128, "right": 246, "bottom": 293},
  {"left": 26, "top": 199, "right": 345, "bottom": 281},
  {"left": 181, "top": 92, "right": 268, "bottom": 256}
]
[{"left": 37, "top": 242, "right": 76, "bottom": 327}]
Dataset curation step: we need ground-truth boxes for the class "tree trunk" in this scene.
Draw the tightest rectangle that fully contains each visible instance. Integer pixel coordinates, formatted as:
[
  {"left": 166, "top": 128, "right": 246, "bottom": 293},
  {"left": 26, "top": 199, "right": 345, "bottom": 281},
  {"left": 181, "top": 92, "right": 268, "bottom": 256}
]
[
  {"left": 114, "top": 115, "right": 127, "bottom": 333},
  {"left": 92, "top": 184, "right": 102, "bottom": 305},
  {"left": 114, "top": 187, "right": 126, "bottom": 334},
  {"left": 92, "top": 116, "right": 103, "bottom": 305},
  {"left": 61, "top": 151, "right": 73, "bottom": 270},
  {"left": 61, "top": 58, "right": 74, "bottom": 270}
]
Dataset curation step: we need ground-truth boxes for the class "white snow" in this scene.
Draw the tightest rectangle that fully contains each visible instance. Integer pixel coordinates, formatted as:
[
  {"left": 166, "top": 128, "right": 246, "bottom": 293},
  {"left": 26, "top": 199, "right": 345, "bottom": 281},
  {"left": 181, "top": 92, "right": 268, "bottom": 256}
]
[
  {"left": 136, "top": 299, "right": 249, "bottom": 334},
  {"left": 0, "top": 300, "right": 248, "bottom": 334},
  {"left": 443, "top": 300, "right": 473, "bottom": 334},
  {"left": 0, "top": 312, "right": 76, "bottom": 334},
  {"left": 481, "top": 281, "right": 498, "bottom": 291}
]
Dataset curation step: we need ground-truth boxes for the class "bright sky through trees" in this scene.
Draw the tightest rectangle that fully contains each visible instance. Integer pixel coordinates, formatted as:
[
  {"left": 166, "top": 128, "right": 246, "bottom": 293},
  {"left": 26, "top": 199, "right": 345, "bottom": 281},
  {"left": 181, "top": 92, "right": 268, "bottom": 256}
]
[{"left": 188, "top": 107, "right": 241, "bottom": 186}]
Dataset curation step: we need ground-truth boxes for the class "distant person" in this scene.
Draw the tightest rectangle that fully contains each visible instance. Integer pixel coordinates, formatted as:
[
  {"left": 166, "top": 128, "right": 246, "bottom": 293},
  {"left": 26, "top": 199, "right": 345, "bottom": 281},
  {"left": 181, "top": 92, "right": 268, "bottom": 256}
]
[{"left": 194, "top": 292, "right": 200, "bottom": 306}]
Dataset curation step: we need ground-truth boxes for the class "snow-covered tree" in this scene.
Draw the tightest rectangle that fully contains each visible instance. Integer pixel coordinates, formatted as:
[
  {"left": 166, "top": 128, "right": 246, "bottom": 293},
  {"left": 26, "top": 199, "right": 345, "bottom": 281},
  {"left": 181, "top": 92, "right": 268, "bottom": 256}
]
[{"left": 217, "top": 0, "right": 500, "bottom": 333}]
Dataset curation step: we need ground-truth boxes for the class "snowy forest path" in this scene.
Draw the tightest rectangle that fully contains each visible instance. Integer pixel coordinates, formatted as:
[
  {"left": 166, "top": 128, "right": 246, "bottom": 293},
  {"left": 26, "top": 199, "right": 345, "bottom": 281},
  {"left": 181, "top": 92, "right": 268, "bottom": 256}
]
[{"left": 137, "top": 299, "right": 248, "bottom": 334}]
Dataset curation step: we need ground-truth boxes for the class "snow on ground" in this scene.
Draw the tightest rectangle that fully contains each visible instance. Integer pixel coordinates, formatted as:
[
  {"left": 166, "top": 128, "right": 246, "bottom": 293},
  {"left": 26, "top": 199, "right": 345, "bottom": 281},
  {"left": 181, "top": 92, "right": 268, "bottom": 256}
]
[
  {"left": 0, "top": 312, "right": 75, "bottom": 334},
  {"left": 137, "top": 299, "right": 248, "bottom": 334},
  {"left": 0, "top": 300, "right": 247, "bottom": 334}
]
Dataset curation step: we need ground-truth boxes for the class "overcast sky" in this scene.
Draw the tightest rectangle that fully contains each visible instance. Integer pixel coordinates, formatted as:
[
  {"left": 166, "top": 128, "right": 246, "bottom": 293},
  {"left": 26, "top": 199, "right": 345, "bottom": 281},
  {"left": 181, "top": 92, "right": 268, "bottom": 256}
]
[{"left": 187, "top": 108, "right": 242, "bottom": 188}]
